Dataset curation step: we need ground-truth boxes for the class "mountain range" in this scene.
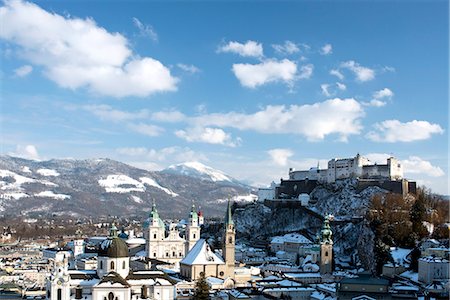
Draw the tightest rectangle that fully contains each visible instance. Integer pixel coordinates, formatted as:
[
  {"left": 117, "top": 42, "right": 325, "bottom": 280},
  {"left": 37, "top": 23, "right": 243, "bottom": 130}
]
[{"left": 0, "top": 156, "right": 256, "bottom": 219}]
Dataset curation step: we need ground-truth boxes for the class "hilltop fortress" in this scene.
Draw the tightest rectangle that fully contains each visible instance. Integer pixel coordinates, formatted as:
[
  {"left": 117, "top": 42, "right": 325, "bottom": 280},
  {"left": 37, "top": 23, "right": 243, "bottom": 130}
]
[
  {"left": 288, "top": 153, "right": 403, "bottom": 183},
  {"left": 259, "top": 154, "right": 416, "bottom": 203}
]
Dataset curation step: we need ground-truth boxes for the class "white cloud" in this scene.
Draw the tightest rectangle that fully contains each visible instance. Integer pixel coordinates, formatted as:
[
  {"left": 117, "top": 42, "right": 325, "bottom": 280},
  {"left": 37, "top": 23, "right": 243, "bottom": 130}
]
[
  {"left": 298, "top": 64, "right": 314, "bottom": 79},
  {"left": 193, "top": 98, "right": 364, "bottom": 141},
  {"left": 364, "top": 153, "right": 445, "bottom": 178},
  {"left": 340, "top": 60, "right": 375, "bottom": 82},
  {"left": 232, "top": 59, "right": 298, "bottom": 88},
  {"left": 151, "top": 110, "right": 186, "bottom": 123},
  {"left": 268, "top": 148, "right": 294, "bottom": 166},
  {"left": 336, "top": 82, "right": 346, "bottom": 90},
  {"left": 373, "top": 88, "right": 394, "bottom": 100},
  {"left": 83, "top": 104, "right": 150, "bottom": 122},
  {"left": 14, "top": 64, "right": 33, "bottom": 77},
  {"left": 320, "top": 43, "right": 333, "bottom": 55},
  {"left": 177, "top": 63, "right": 200, "bottom": 74},
  {"left": 402, "top": 156, "right": 445, "bottom": 177},
  {"left": 272, "top": 41, "right": 299, "bottom": 55},
  {"left": 0, "top": 0, "right": 178, "bottom": 97},
  {"left": 115, "top": 146, "right": 207, "bottom": 169},
  {"left": 367, "top": 120, "right": 444, "bottom": 142},
  {"left": 175, "top": 127, "right": 240, "bottom": 147},
  {"left": 127, "top": 123, "right": 164, "bottom": 137},
  {"left": 132, "top": 17, "right": 158, "bottom": 42},
  {"left": 364, "top": 99, "right": 387, "bottom": 107},
  {"left": 321, "top": 82, "right": 346, "bottom": 97},
  {"left": 217, "top": 40, "right": 263, "bottom": 58},
  {"left": 330, "top": 69, "right": 344, "bottom": 80},
  {"left": 321, "top": 84, "right": 331, "bottom": 97},
  {"left": 10, "top": 144, "right": 40, "bottom": 160}
]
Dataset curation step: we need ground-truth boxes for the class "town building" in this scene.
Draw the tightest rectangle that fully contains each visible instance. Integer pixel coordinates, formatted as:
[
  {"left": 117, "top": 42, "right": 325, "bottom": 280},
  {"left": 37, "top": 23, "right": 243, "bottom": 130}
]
[
  {"left": 418, "top": 256, "right": 449, "bottom": 284},
  {"left": 144, "top": 203, "right": 200, "bottom": 264},
  {"left": 46, "top": 224, "right": 175, "bottom": 300},
  {"left": 180, "top": 200, "right": 236, "bottom": 282}
]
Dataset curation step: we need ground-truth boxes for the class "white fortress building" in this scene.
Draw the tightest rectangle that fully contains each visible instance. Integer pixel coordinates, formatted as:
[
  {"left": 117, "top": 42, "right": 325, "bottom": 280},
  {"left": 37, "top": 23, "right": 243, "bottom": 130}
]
[{"left": 288, "top": 153, "right": 403, "bottom": 183}]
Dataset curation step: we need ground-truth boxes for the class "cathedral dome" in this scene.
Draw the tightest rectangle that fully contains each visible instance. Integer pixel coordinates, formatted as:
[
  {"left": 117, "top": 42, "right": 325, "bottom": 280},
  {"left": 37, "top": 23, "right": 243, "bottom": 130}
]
[{"left": 99, "top": 224, "right": 129, "bottom": 258}]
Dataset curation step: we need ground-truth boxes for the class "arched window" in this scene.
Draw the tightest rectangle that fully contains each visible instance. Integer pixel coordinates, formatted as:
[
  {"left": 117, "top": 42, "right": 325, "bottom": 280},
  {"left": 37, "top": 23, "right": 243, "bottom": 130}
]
[
  {"left": 193, "top": 233, "right": 196, "bottom": 239},
  {"left": 108, "top": 292, "right": 114, "bottom": 300},
  {"left": 172, "top": 251, "right": 175, "bottom": 257},
  {"left": 153, "top": 252, "right": 156, "bottom": 257},
  {"left": 325, "top": 251, "right": 329, "bottom": 257},
  {"left": 229, "top": 237, "right": 233, "bottom": 244},
  {"left": 57, "top": 288, "right": 62, "bottom": 300},
  {"left": 110, "top": 261, "right": 115, "bottom": 269},
  {"left": 122, "top": 261, "right": 126, "bottom": 269},
  {"left": 153, "top": 232, "right": 157, "bottom": 239}
]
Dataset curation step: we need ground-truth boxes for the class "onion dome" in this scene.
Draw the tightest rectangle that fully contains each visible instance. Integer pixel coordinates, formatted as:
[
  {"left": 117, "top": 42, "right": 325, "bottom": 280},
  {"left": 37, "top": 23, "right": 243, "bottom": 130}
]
[
  {"left": 149, "top": 202, "right": 165, "bottom": 228},
  {"left": 99, "top": 223, "right": 129, "bottom": 258},
  {"left": 189, "top": 204, "right": 198, "bottom": 221},
  {"left": 320, "top": 215, "right": 333, "bottom": 244}
]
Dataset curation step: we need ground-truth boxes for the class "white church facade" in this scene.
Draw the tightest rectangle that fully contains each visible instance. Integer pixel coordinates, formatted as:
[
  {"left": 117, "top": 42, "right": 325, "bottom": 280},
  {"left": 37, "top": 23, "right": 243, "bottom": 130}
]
[{"left": 143, "top": 203, "right": 202, "bottom": 264}]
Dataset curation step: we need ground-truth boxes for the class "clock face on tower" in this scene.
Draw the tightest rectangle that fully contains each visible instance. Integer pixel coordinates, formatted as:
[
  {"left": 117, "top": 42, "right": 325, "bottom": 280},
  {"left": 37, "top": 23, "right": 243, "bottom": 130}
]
[{"left": 57, "top": 279, "right": 63, "bottom": 285}]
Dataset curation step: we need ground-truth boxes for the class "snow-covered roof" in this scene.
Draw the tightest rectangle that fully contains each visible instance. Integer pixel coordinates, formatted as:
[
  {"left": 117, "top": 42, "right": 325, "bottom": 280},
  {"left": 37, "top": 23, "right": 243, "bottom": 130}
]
[
  {"left": 180, "top": 239, "right": 224, "bottom": 265},
  {"left": 271, "top": 233, "right": 312, "bottom": 245},
  {"left": 126, "top": 238, "right": 146, "bottom": 245},
  {"left": 390, "top": 247, "right": 412, "bottom": 266}
]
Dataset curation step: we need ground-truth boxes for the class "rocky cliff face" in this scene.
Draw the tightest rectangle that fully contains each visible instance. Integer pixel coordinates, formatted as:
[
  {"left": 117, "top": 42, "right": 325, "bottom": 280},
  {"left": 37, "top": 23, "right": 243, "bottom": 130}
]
[{"left": 233, "top": 179, "right": 384, "bottom": 270}]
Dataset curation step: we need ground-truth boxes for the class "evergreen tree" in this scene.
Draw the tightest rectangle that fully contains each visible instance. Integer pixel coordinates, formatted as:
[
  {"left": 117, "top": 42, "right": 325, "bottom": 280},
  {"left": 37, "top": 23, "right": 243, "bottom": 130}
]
[
  {"left": 410, "top": 189, "right": 428, "bottom": 238},
  {"left": 409, "top": 247, "right": 421, "bottom": 272},
  {"left": 193, "top": 272, "right": 210, "bottom": 300}
]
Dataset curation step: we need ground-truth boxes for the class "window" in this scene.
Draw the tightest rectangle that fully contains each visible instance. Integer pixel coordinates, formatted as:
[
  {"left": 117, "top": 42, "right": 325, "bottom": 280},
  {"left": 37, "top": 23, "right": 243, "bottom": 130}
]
[
  {"left": 193, "top": 234, "right": 196, "bottom": 239},
  {"left": 122, "top": 261, "right": 126, "bottom": 269},
  {"left": 100, "top": 261, "right": 103, "bottom": 269},
  {"left": 229, "top": 237, "right": 233, "bottom": 244},
  {"left": 153, "top": 252, "right": 156, "bottom": 257},
  {"left": 57, "top": 289, "right": 62, "bottom": 300},
  {"left": 153, "top": 233, "right": 157, "bottom": 239},
  {"left": 108, "top": 292, "right": 114, "bottom": 300},
  {"left": 325, "top": 251, "right": 328, "bottom": 257},
  {"left": 179, "top": 252, "right": 182, "bottom": 257},
  {"left": 110, "top": 261, "right": 115, "bottom": 269},
  {"left": 166, "top": 252, "right": 169, "bottom": 257}
]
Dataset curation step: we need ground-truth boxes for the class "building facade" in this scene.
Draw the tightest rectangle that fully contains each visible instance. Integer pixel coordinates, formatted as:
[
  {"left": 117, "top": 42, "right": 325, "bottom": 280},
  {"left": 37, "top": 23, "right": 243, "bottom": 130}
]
[{"left": 144, "top": 203, "right": 200, "bottom": 264}]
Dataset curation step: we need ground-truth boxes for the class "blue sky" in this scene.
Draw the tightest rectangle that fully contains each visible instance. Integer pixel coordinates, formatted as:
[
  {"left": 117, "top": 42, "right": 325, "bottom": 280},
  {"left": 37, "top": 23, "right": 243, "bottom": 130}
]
[{"left": 1, "top": 0, "right": 448, "bottom": 194}]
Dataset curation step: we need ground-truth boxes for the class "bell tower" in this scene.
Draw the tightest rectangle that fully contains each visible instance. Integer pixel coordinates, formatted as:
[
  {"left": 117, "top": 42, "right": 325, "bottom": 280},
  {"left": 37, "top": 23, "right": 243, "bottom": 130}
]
[
  {"left": 319, "top": 214, "right": 333, "bottom": 274},
  {"left": 222, "top": 200, "right": 235, "bottom": 278},
  {"left": 185, "top": 204, "right": 200, "bottom": 253}
]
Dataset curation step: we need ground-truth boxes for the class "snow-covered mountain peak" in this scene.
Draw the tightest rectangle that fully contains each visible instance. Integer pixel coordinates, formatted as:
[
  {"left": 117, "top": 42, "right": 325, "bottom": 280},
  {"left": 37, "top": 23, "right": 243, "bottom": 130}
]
[{"left": 164, "top": 161, "right": 234, "bottom": 183}]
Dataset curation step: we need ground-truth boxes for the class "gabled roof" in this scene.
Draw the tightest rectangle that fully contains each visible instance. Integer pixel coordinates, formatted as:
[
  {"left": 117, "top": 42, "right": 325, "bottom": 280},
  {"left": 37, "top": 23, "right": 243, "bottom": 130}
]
[{"left": 180, "top": 239, "right": 224, "bottom": 266}]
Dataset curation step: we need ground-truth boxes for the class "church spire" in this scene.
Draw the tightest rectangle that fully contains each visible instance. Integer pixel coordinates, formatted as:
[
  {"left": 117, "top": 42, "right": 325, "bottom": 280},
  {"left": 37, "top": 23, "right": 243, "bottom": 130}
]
[
  {"left": 109, "top": 222, "right": 118, "bottom": 238},
  {"left": 225, "top": 199, "right": 234, "bottom": 227}
]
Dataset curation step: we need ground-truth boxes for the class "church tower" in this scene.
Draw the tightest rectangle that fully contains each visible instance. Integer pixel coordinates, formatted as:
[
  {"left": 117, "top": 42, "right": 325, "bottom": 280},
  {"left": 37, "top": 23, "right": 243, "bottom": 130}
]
[
  {"left": 185, "top": 204, "right": 200, "bottom": 253},
  {"left": 73, "top": 228, "right": 84, "bottom": 259},
  {"left": 146, "top": 202, "right": 165, "bottom": 259},
  {"left": 319, "top": 215, "right": 333, "bottom": 274},
  {"left": 222, "top": 200, "right": 235, "bottom": 278},
  {"left": 47, "top": 256, "right": 70, "bottom": 300}
]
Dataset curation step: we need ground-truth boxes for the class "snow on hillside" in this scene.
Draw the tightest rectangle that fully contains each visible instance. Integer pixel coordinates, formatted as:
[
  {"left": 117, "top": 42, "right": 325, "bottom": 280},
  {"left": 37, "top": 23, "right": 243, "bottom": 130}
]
[
  {"left": 165, "top": 161, "right": 233, "bottom": 182},
  {"left": 214, "top": 194, "right": 257, "bottom": 203},
  {"left": 140, "top": 177, "right": 178, "bottom": 197},
  {"left": 37, "top": 168, "right": 60, "bottom": 176},
  {"left": 35, "top": 191, "right": 70, "bottom": 200},
  {"left": 98, "top": 175, "right": 145, "bottom": 193},
  {"left": 0, "top": 170, "right": 35, "bottom": 200}
]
